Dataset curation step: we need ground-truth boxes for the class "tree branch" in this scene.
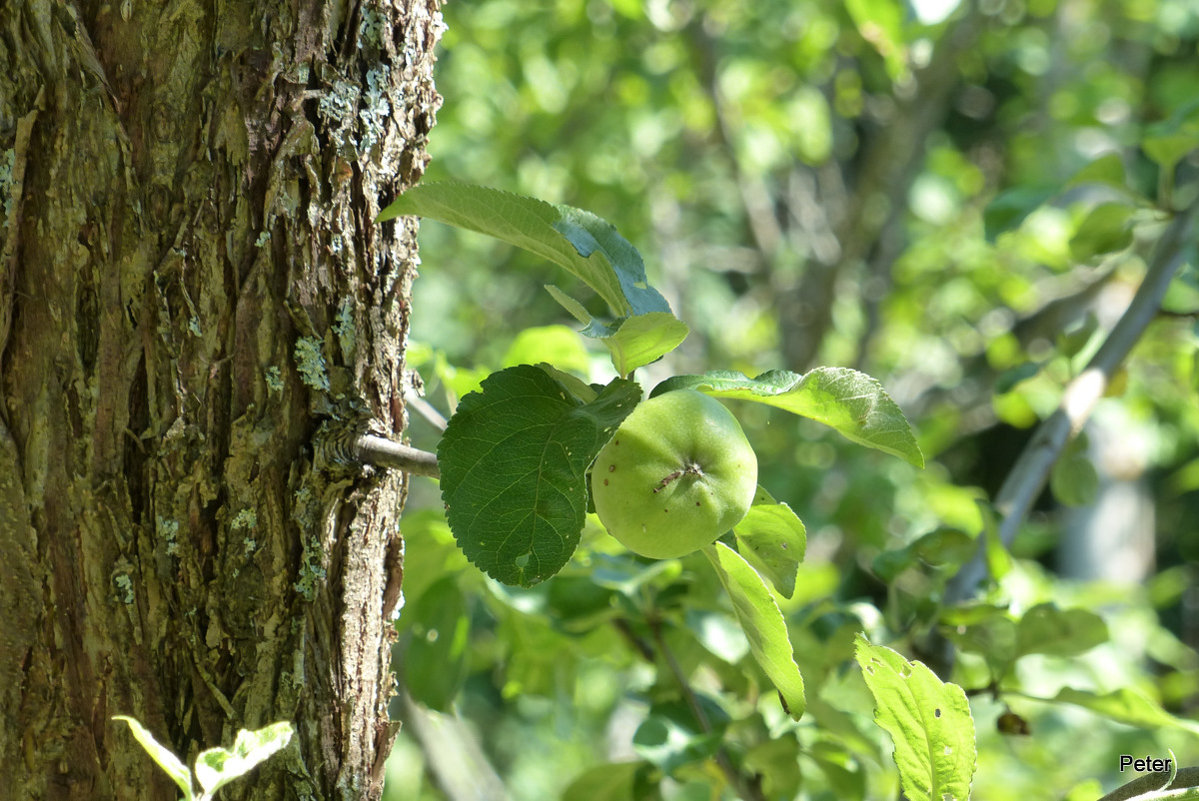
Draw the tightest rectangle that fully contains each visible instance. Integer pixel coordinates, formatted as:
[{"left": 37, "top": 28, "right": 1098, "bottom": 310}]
[
  {"left": 354, "top": 434, "right": 440, "bottom": 478},
  {"left": 947, "top": 205, "right": 1196, "bottom": 602},
  {"left": 1094, "top": 767, "right": 1199, "bottom": 801}
]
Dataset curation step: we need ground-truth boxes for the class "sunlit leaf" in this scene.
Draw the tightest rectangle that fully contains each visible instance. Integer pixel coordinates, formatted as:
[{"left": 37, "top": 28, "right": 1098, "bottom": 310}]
[
  {"left": 704, "top": 542, "right": 806, "bottom": 719},
  {"left": 377, "top": 182, "right": 673, "bottom": 319},
  {"left": 733, "top": 493, "right": 806, "bottom": 599},
  {"left": 194, "top": 722, "right": 294, "bottom": 797},
  {"left": 855, "top": 637, "right": 976, "bottom": 801},
  {"left": 113, "top": 716, "right": 195, "bottom": 801},
  {"left": 654, "top": 368, "right": 923, "bottom": 467}
]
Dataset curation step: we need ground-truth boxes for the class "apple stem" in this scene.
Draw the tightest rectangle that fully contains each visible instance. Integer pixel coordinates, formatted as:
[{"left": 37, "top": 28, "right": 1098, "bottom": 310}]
[{"left": 652, "top": 462, "right": 704, "bottom": 493}]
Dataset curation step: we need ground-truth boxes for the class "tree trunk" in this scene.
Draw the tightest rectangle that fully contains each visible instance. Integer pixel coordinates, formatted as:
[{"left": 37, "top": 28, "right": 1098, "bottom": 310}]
[{"left": 0, "top": 1, "right": 442, "bottom": 798}]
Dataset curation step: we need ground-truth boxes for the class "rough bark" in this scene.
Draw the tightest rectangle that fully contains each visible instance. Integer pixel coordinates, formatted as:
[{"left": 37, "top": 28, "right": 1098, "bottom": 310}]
[{"left": 0, "top": 1, "right": 442, "bottom": 799}]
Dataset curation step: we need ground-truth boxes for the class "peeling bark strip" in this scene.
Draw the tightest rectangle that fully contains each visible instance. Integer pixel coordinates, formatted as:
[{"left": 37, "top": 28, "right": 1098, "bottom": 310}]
[{"left": 0, "top": 1, "right": 442, "bottom": 799}]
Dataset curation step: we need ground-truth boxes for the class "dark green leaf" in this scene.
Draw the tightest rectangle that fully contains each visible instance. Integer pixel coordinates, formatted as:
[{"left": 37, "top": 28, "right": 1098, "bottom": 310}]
[
  {"left": 438, "top": 365, "right": 641, "bottom": 586},
  {"left": 654, "top": 368, "right": 923, "bottom": 467},
  {"left": 404, "top": 576, "right": 471, "bottom": 711}
]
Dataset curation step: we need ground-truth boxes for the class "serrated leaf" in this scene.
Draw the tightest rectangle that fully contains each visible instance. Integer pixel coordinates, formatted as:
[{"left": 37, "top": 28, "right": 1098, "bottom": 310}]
[
  {"left": 194, "top": 722, "right": 293, "bottom": 797},
  {"left": 733, "top": 496, "right": 806, "bottom": 599},
  {"left": 1040, "top": 687, "right": 1199, "bottom": 736},
  {"left": 403, "top": 576, "right": 471, "bottom": 711},
  {"left": 1069, "top": 202, "right": 1135, "bottom": 261},
  {"left": 854, "top": 637, "right": 976, "bottom": 801},
  {"left": 1015, "top": 603, "right": 1107, "bottom": 658},
  {"left": 704, "top": 542, "right": 806, "bottom": 719},
  {"left": 654, "top": 368, "right": 923, "bottom": 468},
  {"left": 438, "top": 365, "right": 641, "bottom": 586},
  {"left": 113, "top": 716, "right": 195, "bottom": 801},
  {"left": 377, "top": 182, "right": 671, "bottom": 318}
]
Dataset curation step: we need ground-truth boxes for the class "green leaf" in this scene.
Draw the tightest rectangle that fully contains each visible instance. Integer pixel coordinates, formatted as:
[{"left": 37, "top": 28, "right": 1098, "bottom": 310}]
[
  {"left": 984, "top": 186, "right": 1055, "bottom": 242},
  {"left": 193, "top": 722, "right": 294, "bottom": 798},
  {"left": 654, "top": 368, "right": 924, "bottom": 468},
  {"left": 438, "top": 365, "right": 641, "bottom": 586},
  {"left": 846, "top": 0, "right": 908, "bottom": 80},
  {"left": 1143, "top": 100, "right": 1199, "bottom": 172},
  {"left": 1036, "top": 687, "right": 1199, "bottom": 736},
  {"left": 560, "top": 761, "right": 649, "bottom": 801},
  {"left": 632, "top": 699, "right": 727, "bottom": 774},
  {"left": 377, "top": 182, "right": 671, "bottom": 319},
  {"left": 1069, "top": 202, "right": 1135, "bottom": 261},
  {"left": 1015, "top": 603, "right": 1108, "bottom": 658},
  {"left": 403, "top": 576, "right": 472, "bottom": 711},
  {"left": 1050, "top": 448, "right": 1100, "bottom": 507},
  {"left": 939, "top": 605, "right": 1018, "bottom": 672},
  {"left": 1065, "top": 153, "right": 1129, "bottom": 192},
  {"left": 733, "top": 492, "right": 806, "bottom": 599},
  {"left": 704, "top": 542, "right": 806, "bottom": 719},
  {"left": 854, "top": 637, "right": 976, "bottom": 801},
  {"left": 593, "top": 312, "right": 690, "bottom": 378},
  {"left": 112, "top": 715, "right": 195, "bottom": 801},
  {"left": 501, "top": 325, "right": 591, "bottom": 376},
  {"left": 542, "top": 289, "right": 690, "bottom": 376},
  {"left": 873, "top": 528, "right": 975, "bottom": 581}
]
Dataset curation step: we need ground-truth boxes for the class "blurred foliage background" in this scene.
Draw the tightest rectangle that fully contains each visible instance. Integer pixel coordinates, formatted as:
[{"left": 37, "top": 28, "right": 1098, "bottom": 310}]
[{"left": 385, "top": 0, "right": 1199, "bottom": 798}]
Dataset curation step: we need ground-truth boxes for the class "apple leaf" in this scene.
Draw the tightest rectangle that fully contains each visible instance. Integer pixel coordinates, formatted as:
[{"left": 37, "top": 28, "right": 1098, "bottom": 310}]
[
  {"left": 1014, "top": 603, "right": 1108, "bottom": 659},
  {"left": 113, "top": 716, "right": 195, "bottom": 801},
  {"left": 377, "top": 182, "right": 672, "bottom": 320},
  {"left": 193, "top": 722, "right": 294, "bottom": 797},
  {"left": 1069, "top": 202, "right": 1135, "bottom": 262},
  {"left": 734, "top": 489, "right": 806, "bottom": 599},
  {"left": 1031, "top": 687, "right": 1199, "bottom": 736},
  {"left": 544, "top": 285, "right": 689, "bottom": 376},
  {"left": 654, "top": 368, "right": 924, "bottom": 467},
  {"left": 401, "top": 576, "right": 471, "bottom": 711},
  {"left": 854, "top": 636, "right": 976, "bottom": 801},
  {"left": 704, "top": 542, "right": 806, "bottom": 719},
  {"left": 438, "top": 364, "right": 641, "bottom": 586}
]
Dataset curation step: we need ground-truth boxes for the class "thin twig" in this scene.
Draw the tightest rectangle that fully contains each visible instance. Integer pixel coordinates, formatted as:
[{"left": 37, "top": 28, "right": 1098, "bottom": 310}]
[
  {"left": 947, "top": 205, "right": 1196, "bottom": 602},
  {"left": 405, "top": 389, "right": 448, "bottom": 432}
]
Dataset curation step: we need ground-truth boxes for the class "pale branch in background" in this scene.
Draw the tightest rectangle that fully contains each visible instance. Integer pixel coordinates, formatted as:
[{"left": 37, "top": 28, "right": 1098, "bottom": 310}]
[{"left": 948, "top": 205, "right": 1197, "bottom": 602}]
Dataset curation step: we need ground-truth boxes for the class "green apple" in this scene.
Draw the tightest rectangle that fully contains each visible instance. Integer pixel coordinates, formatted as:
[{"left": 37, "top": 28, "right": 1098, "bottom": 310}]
[{"left": 591, "top": 389, "right": 758, "bottom": 559}]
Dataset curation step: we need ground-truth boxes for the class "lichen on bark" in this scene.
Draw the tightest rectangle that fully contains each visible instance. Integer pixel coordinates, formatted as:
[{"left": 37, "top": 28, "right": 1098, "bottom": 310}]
[{"left": 0, "top": 1, "right": 443, "bottom": 798}]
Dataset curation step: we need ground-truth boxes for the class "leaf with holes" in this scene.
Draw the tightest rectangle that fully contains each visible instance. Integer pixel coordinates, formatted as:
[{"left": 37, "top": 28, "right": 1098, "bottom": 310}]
[
  {"left": 438, "top": 364, "right": 641, "bottom": 586},
  {"left": 855, "top": 636, "right": 976, "bottom": 801}
]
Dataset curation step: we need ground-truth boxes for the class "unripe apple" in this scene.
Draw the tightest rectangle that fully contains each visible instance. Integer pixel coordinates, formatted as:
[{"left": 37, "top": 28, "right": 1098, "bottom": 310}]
[{"left": 591, "top": 389, "right": 758, "bottom": 559}]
